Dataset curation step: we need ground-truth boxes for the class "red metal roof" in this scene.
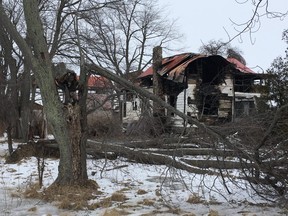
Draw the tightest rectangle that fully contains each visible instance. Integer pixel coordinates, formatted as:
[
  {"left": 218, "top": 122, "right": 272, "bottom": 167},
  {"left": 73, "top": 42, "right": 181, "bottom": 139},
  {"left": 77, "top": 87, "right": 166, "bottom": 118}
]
[
  {"left": 78, "top": 75, "right": 112, "bottom": 88},
  {"left": 138, "top": 53, "right": 256, "bottom": 82},
  {"left": 166, "top": 54, "right": 205, "bottom": 82},
  {"left": 226, "top": 57, "right": 255, "bottom": 74},
  {"left": 137, "top": 53, "right": 196, "bottom": 79},
  {"left": 158, "top": 53, "right": 192, "bottom": 76}
]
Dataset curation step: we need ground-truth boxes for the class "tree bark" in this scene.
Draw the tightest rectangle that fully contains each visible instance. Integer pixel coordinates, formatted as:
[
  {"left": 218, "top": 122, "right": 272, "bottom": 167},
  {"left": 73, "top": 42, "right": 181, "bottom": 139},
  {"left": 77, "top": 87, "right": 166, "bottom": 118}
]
[
  {"left": 19, "top": 60, "right": 32, "bottom": 141},
  {"left": 7, "top": 126, "right": 13, "bottom": 155},
  {"left": 153, "top": 46, "right": 165, "bottom": 116},
  {"left": 0, "top": 1, "right": 88, "bottom": 185},
  {"left": 87, "top": 139, "right": 217, "bottom": 175},
  {"left": 55, "top": 104, "right": 87, "bottom": 184},
  {"left": 0, "top": 21, "right": 19, "bottom": 139}
]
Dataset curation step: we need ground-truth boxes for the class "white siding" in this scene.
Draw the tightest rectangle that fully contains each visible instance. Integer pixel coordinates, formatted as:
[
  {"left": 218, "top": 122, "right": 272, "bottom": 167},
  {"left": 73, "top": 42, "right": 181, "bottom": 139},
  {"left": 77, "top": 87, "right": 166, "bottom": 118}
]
[
  {"left": 219, "top": 77, "right": 233, "bottom": 96},
  {"left": 173, "top": 84, "right": 198, "bottom": 126}
]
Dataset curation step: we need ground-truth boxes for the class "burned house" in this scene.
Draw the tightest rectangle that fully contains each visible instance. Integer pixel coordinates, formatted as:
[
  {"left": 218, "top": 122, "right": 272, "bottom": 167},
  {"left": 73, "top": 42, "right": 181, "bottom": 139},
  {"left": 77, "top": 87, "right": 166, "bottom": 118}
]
[{"left": 123, "top": 52, "right": 265, "bottom": 126}]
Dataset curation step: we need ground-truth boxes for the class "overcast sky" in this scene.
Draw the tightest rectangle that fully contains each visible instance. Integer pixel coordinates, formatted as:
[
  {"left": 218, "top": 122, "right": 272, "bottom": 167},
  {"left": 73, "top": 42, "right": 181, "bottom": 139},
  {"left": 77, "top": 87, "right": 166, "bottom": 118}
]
[{"left": 157, "top": 0, "right": 288, "bottom": 72}]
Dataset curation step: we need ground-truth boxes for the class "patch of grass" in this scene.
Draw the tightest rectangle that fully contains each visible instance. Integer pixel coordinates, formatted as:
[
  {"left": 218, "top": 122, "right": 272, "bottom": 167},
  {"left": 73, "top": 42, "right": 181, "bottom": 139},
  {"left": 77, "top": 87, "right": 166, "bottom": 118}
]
[
  {"left": 88, "top": 197, "right": 112, "bottom": 209},
  {"left": 28, "top": 206, "right": 37, "bottom": 212},
  {"left": 137, "top": 198, "right": 155, "bottom": 206},
  {"left": 103, "top": 208, "right": 130, "bottom": 216},
  {"left": 187, "top": 193, "right": 204, "bottom": 204},
  {"left": 23, "top": 183, "right": 42, "bottom": 199},
  {"left": 118, "top": 187, "right": 132, "bottom": 192},
  {"left": 167, "top": 208, "right": 181, "bottom": 214},
  {"left": 208, "top": 209, "right": 219, "bottom": 216},
  {"left": 24, "top": 180, "right": 101, "bottom": 210},
  {"left": 6, "top": 168, "right": 17, "bottom": 173},
  {"left": 88, "top": 191, "right": 128, "bottom": 210},
  {"left": 110, "top": 192, "right": 128, "bottom": 202},
  {"left": 137, "top": 189, "right": 148, "bottom": 195},
  {"left": 155, "top": 189, "right": 161, "bottom": 196},
  {"left": 206, "top": 199, "right": 222, "bottom": 205}
]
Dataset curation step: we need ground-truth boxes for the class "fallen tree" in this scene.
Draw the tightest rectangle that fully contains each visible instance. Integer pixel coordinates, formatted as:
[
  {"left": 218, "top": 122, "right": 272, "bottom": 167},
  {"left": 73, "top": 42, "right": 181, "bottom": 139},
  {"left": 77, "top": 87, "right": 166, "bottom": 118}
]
[
  {"left": 85, "top": 63, "right": 257, "bottom": 161},
  {"left": 84, "top": 63, "right": 288, "bottom": 201}
]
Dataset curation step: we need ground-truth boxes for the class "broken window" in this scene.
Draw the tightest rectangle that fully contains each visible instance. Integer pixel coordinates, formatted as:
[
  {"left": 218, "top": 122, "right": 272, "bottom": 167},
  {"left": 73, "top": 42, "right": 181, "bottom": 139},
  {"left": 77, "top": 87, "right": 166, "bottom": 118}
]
[
  {"left": 202, "top": 95, "right": 219, "bottom": 115},
  {"left": 235, "top": 100, "right": 255, "bottom": 117},
  {"left": 234, "top": 76, "right": 254, "bottom": 92},
  {"left": 196, "top": 84, "right": 220, "bottom": 117}
]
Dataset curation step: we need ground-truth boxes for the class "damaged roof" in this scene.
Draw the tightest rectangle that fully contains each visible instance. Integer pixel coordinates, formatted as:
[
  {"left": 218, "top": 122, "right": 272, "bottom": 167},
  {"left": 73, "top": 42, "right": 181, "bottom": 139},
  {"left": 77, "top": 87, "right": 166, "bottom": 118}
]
[
  {"left": 226, "top": 57, "right": 255, "bottom": 74},
  {"left": 137, "top": 53, "right": 195, "bottom": 79},
  {"left": 138, "top": 52, "right": 256, "bottom": 82}
]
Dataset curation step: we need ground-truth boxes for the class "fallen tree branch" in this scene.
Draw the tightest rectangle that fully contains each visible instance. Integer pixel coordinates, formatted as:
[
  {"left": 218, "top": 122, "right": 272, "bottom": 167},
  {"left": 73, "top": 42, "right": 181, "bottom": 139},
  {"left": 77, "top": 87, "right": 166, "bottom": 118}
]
[
  {"left": 86, "top": 139, "right": 218, "bottom": 175},
  {"left": 181, "top": 158, "right": 257, "bottom": 170}
]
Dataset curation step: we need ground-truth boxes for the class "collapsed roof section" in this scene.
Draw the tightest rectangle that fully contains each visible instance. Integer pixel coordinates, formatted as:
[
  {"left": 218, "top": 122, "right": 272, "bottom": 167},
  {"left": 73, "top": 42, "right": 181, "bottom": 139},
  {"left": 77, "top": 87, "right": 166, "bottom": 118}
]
[{"left": 138, "top": 52, "right": 258, "bottom": 84}]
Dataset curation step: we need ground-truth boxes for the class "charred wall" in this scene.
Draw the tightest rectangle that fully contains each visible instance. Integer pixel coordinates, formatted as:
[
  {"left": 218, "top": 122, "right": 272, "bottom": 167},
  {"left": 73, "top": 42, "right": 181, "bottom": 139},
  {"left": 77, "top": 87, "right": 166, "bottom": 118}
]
[{"left": 185, "top": 57, "right": 232, "bottom": 124}]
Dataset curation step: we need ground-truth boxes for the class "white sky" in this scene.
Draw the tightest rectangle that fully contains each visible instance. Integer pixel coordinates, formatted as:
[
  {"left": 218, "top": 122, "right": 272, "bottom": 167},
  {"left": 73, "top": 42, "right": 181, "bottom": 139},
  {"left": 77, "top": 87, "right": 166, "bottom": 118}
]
[{"left": 157, "top": 0, "right": 288, "bottom": 72}]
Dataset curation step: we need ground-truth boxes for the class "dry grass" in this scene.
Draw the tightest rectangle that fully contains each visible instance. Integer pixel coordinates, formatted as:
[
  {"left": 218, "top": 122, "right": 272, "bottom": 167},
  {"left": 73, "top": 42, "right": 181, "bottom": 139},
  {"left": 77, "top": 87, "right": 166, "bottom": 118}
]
[
  {"left": 28, "top": 206, "right": 37, "bottom": 212},
  {"left": 23, "top": 180, "right": 101, "bottom": 210},
  {"left": 88, "top": 197, "right": 112, "bottom": 209},
  {"left": 87, "top": 191, "right": 128, "bottom": 210},
  {"left": 186, "top": 193, "right": 205, "bottom": 204},
  {"left": 137, "top": 189, "right": 148, "bottom": 195},
  {"left": 23, "top": 183, "right": 42, "bottom": 199},
  {"left": 208, "top": 209, "right": 219, "bottom": 216},
  {"left": 167, "top": 208, "right": 182, "bottom": 214},
  {"left": 110, "top": 192, "right": 128, "bottom": 202},
  {"left": 137, "top": 198, "right": 155, "bottom": 206},
  {"left": 102, "top": 208, "right": 130, "bottom": 216},
  {"left": 155, "top": 189, "right": 161, "bottom": 196}
]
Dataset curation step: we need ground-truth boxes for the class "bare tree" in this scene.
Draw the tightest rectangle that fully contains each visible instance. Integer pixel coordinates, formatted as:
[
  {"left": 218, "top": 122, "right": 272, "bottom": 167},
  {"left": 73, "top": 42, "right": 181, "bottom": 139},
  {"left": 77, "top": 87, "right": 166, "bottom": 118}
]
[
  {"left": 0, "top": 0, "right": 29, "bottom": 147},
  {"left": 199, "top": 39, "right": 228, "bottom": 56},
  {"left": 81, "top": 0, "right": 181, "bottom": 76},
  {"left": 0, "top": 0, "right": 91, "bottom": 186},
  {"left": 199, "top": 39, "right": 246, "bottom": 65},
  {"left": 228, "top": 0, "right": 288, "bottom": 44},
  {"left": 1, "top": 0, "right": 287, "bottom": 205}
]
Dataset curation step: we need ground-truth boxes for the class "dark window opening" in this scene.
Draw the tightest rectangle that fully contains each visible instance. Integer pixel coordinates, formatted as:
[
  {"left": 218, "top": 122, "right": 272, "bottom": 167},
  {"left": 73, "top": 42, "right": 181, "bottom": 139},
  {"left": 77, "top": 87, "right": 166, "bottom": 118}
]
[
  {"left": 202, "top": 95, "right": 218, "bottom": 115},
  {"left": 132, "top": 101, "right": 138, "bottom": 110},
  {"left": 168, "top": 95, "right": 177, "bottom": 116},
  {"left": 234, "top": 77, "right": 254, "bottom": 92},
  {"left": 126, "top": 92, "right": 134, "bottom": 101},
  {"left": 235, "top": 101, "right": 255, "bottom": 117}
]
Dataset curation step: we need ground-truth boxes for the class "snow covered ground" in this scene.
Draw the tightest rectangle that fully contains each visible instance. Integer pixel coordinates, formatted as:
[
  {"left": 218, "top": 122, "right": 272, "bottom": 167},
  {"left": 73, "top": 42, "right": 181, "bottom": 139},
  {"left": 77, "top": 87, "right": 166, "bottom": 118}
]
[{"left": 0, "top": 138, "right": 286, "bottom": 216}]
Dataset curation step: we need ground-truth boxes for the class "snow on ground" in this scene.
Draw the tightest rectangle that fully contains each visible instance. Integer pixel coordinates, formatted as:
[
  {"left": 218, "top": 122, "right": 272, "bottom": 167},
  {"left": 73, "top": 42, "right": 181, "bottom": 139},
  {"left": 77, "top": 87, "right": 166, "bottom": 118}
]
[{"left": 0, "top": 139, "right": 286, "bottom": 216}]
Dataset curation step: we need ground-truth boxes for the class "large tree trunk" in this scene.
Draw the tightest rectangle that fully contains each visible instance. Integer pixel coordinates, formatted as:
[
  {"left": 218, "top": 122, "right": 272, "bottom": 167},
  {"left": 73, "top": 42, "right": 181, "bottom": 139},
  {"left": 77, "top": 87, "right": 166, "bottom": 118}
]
[
  {"left": 0, "top": 22, "right": 19, "bottom": 139},
  {"left": 0, "top": 0, "right": 89, "bottom": 185},
  {"left": 19, "top": 60, "right": 32, "bottom": 141},
  {"left": 55, "top": 104, "right": 87, "bottom": 184},
  {"left": 152, "top": 46, "right": 165, "bottom": 116},
  {"left": 25, "top": 1, "right": 88, "bottom": 185}
]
